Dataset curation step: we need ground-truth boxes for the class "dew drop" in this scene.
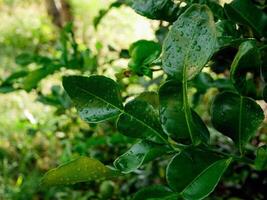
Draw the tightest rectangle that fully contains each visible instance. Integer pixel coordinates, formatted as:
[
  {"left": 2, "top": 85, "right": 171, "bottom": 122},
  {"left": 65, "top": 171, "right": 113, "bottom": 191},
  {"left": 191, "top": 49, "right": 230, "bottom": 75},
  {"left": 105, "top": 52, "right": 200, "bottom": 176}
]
[{"left": 196, "top": 45, "right": 201, "bottom": 51}]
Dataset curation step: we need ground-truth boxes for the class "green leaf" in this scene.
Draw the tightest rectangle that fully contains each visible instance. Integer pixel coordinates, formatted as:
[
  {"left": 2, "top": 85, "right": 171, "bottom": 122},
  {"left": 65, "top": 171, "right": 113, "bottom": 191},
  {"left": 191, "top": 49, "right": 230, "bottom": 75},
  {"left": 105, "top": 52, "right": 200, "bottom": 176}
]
[
  {"left": 133, "top": 185, "right": 180, "bottom": 200},
  {"left": 166, "top": 149, "right": 231, "bottom": 200},
  {"left": 211, "top": 91, "right": 264, "bottom": 153},
  {"left": 129, "top": 40, "right": 161, "bottom": 77},
  {"left": 224, "top": 0, "right": 267, "bottom": 37},
  {"left": 159, "top": 80, "right": 209, "bottom": 144},
  {"left": 15, "top": 53, "right": 34, "bottom": 66},
  {"left": 41, "top": 157, "right": 114, "bottom": 187},
  {"left": 22, "top": 65, "right": 59, "bottom": 92},
  {"left": 2, "top": 70, "right": 28, "bottom": 85},
  {"left": 117, "top": 99, "right": 167, "bottom": 143},
  {"left": 136, "top": 91, "right": 159, "bottom": 109},
  {"left": 62, "top": 75, "right": 123, "bottom": 123},
  {"left": 129, "top": 0, "right": 179, "bottom": 22},
  {"left": 114, "top": 140, "right": 169, "bottom": 173},
  {"left": 216, "top": 20, "right": 242, "bottom": 47},
  {"left": 162, "top": 4, "right": 218, "bottom": 81},
  {"left": 93, "top": 1, "right": 123, "bottom": 29},
  {"left": 230, "top": 40, "right": 261, "bottom": 97},
  {"left": 255, "top": 145, "right": 267, "bottom": 171}
]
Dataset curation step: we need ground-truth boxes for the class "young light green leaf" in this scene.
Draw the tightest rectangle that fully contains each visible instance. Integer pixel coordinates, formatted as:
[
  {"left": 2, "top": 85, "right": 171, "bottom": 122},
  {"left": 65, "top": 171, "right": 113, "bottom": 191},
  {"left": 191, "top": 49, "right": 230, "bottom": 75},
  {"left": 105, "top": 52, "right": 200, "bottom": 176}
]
[
  {"left": 166, "top": 149, "right": 231, "bottom": 200},
  {"left": 211, "top": 91, "right": 264, "bottom": 153},
  {"left": 62, "top": 75, "right": 123, "bottom": 123},
  {"left": 133, "top": 185, "right": 181, "bottom": 200},
  {"left": 22, "top": 65, "right": 59, "bottom": 92},
  {"left": 117, "top": 99, "right": 167, "bottom": 144},
  {"left": 41, "top": 157, "right": 114, "bottom": 187},
  {"left": 162, "top": 4, "right": 218, "bottom": 81},
  {"left": 114, "top": 140, "right": 169, "bottom": 173},
  {"left": 129, "top": 0, "right": 179, "bottom": 22},
  {"left": 255, "top": 145, "right": 267, "bottom": 171},
  {"left": 224, "top": 0, "right": 267, "bottom": 37},
  {"left": 159, "top": 80, "right": 209, "bottom": 145},
  {"left": 230, "top": 40, "right": 261, "bottom": 97}
]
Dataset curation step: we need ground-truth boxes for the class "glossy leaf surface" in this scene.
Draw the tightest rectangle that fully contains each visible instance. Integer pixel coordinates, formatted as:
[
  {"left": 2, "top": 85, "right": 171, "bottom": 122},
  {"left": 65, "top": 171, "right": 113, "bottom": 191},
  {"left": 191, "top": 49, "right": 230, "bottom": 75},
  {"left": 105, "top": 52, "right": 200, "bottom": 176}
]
[
  {"left": 216, "top": 20, "right": 242, "bottom": 47},
  {"left": 159, "top": 80, "right": 209, "bottom": 144},
  {"left": 211, "top": 91, "right": 264, "bottom": 153},
  {"left": 136, "top": 91, "right": 159, "bottom": 110},
  {"left": 130, "top": 0, "right": 179, "bottom": 22},
  {"left": 162, "top": 4, "right": 218, "bottom": 81},
  {"left": 117, "top": 99, "right": 166, "bottom": 143},
  {"left": 167, "top": 149, "right": 231, "bottom": 199},
  {"left": 63, "top": 75, "right": 123, "bottom": 123},
  {"left": 128, "top": 40, "right": 161, "bottom": 77},
  {"left": 114, "top": 140, "right": 168, "bottom": 173},
  {"left": 133, "top": 185, "right": 180, "bottom": 200},
  {"left": 224, "top": 0, "right": 267, "bottom": 37},
  {"left": 41, "top": 157, "right": 113, "bottom": 187},
  {"left": 230, "top": 40, "right": 261, "bottom": 97}
]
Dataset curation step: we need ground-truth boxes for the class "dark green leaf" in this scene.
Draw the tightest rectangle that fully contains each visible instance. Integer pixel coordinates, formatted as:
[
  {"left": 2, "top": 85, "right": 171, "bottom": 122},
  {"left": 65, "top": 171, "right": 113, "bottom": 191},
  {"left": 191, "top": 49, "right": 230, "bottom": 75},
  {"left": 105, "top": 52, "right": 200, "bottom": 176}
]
[
  {"left": 63, "top": 75, "right": 123, "bottom": 123},
  {"left": 130, "top": 0, "right": 179, "bottom": 22},
  {"left": 114, "top": 140, "right": 169, "bottom": 173},
  {"left": 15, "top": 53, "right": 34, "bottom": 66},
  {"left": 216, "top": 20, "right": 242, "bottom": 47},
  {"left": 190, "top": 72, "right": 214, "bottom": 93},
  {"left": 166, "top": 149, "right": 231, "bottom": 199},
  {"left": 255, "top": 145, "right": 267, "bottom": 171},
  {"left": 2, "top": 70, "right": 28, "bottom": 85},
  {"left": 159, "top": 80, "right": 209, "bottom": 144},
  {"left": 41, "top": 157, "right": 114, "bottom": 187},
  {"left": 224, "top": 0, "right": 267, "bottom": 37},
  {"left": 136, "top": 91, "right": 159, "bottom": 110},
  {"left": 133, "top": 185, "right": 180, "bottom": 200},
  {"left": 230, "top": 40, "right": 261, "bottom": 97},
  {"left": 129, "top": 40, "right": 161, "bottom": 77},
  {"left": 0, "top": 86, "right": 16, "bottom": 93},
  {"left": 162, "top": 4, "right": 218, "bottom": 81},
  {"left": 211, "top": 91, "right": 264, "bottom": 153},
  {"left": 117, "top": 99, "right": 167, "bottom": 143}
]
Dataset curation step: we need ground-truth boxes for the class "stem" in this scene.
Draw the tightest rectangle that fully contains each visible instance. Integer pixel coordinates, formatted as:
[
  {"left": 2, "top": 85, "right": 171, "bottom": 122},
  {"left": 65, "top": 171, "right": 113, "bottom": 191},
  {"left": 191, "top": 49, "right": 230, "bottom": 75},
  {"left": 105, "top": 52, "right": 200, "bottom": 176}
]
[{"left": 202, "top": 147, "right": 254, "bottom": 165}]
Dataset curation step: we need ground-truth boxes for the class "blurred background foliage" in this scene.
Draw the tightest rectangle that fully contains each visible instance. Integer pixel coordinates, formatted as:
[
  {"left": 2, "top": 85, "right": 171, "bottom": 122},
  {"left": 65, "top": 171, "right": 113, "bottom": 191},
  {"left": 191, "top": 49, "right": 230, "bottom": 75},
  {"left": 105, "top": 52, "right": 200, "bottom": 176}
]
[
  {"left": 0, "top": 0, "right": 266, "bottom": 200},
  {"left": 0, "top": 0, "right": 158, "bottom": 199}
]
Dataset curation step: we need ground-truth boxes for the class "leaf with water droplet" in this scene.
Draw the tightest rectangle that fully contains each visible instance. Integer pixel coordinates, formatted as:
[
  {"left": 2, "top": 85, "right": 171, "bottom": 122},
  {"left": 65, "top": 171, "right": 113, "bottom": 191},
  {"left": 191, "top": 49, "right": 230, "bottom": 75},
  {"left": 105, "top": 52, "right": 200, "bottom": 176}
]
[
  {"left": 114, "top": 140, "right": 169, "bottom": 173},
  {"left": 117, "top": 99, "right": 167, "bottom": 143},
  {"left": 129, "top": 0, "right": 179, "bottom": 22},
  {"left": 211, "top": 91, "right": 264, "bottom": 154},
  {"left": 41, "top": 157, "right": 116, "bottom": 187},
  {"left": 159, "top": 80, "right": 209, "bottom": 144},
  {"left": 63, "top": 75, "right": 123, "bottom": 123},
  {"left": 162, "top": 4, "right": 218, "bottom": 81}
]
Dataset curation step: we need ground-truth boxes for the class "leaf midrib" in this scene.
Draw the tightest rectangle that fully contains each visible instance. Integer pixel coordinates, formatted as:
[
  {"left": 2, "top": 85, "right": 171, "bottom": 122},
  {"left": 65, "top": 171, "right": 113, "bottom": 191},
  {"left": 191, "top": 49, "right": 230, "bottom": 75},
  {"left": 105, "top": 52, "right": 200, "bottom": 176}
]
[
  {"left": 180, "top": 158, "right": 231, "bottom": 197},
  {"left": 77, "top": 85, "right": 168, "bottom": 143}
]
